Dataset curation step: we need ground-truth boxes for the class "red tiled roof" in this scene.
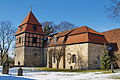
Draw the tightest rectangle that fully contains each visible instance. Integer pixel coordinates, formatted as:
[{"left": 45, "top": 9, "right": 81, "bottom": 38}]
[
  {"left": 103, "top": 28, "right": 120, "bottom": 54},
  {"left": 55, "top": 26, "right": 102, "bottom": 37},
  {"left": 16, "top": 11, "right": 44, "bottom": 35},
  {"left": 19, "top": 11, "right": 41, "bottom": 26},
  {"left": 65, "top": 33, "right": 89, "bottom": 44},
  {"left": 48, "top": 26, "right": 108, "bottom": 46},
  {"left": 102, "top": 28, "right": 120, "bottom": 43}
]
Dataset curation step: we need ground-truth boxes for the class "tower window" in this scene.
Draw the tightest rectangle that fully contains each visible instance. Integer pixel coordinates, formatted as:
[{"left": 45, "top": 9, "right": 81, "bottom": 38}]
[
  {"left": 20, "top": 27, "right": 23, "bottom": 31},
  {"left": 33, "top": 25, "right": 37, "bottom": 31},
  {"left": 19, "top": 37, "right": 21, "bottom": 43},
  {"left": 32, "top": 37, "right": 37, "bottom": 43}
]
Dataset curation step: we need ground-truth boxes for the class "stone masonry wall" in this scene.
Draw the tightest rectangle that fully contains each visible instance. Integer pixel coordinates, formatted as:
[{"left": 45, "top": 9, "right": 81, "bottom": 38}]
[
  {"left": 65, "top": 43, "right": 88, "bottom": 70},
  {"left": 14, "top": 47, "right": 24, "bottom": 66},
  {"left": 24, "top": 47, "right": 45, "bottom": 67},
  {"left": 47, "top": 43, "right": 89, "bottom": 70},
  {"left": 88, "top": 43, "right": 105, "bottom": 69},
  {"left": 43, "top": 48, "right": 48, "bottom": 67}
]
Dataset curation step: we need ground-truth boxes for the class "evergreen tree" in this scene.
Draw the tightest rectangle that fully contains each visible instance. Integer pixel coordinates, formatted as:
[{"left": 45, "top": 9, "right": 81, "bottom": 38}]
[
  {"left": 43, "top": 24, "right": 54, "bottom": 36},
  {"left": 100, "top": 45, "right": 111, "bottom": 70}
]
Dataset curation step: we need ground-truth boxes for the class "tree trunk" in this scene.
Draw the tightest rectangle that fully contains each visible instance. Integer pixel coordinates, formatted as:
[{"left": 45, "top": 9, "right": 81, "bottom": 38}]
[
  {"left": 1, "top": 57, "right": 3, "bottom": 66},
  {"left": 57, "top": 60, "right": 59, "bottom": 70}
]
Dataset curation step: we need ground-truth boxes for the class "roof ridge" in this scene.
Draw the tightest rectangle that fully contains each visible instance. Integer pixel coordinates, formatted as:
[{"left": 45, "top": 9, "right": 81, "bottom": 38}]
[
  {"left": 102, "top": 28, "right": 120, "bottom": 33},
  {"left": 84, "top": 26, "right": 89, "bottom": 32}
]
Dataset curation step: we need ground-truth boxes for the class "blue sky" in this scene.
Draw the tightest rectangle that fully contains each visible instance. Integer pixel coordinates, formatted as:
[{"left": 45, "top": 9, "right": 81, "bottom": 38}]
[{"left": 0, "top": 0, "right": 120, "bottom": 32}]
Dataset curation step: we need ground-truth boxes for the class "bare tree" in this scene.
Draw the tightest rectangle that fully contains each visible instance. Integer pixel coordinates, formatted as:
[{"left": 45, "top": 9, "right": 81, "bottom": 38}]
[
  {"left": 0, "top": 21, "right": 16, "bottom": 65},
  {"left": 48, "top": 48, "right": 64, "bottom": 69},
  {"left": 54, "top": 21, "right": 76, "bottom": 32},
  {"left": 53, "top": 35, "right": 67, "bottom": 69},
  {"left": 42, "top": 21, "right": 76, "bottom": 34},
  {"left": 54, "top": 45, "right": 65, "bottom": 69},
  {"left": 106, "top": 0, "right": 120, "bottom": 22}
]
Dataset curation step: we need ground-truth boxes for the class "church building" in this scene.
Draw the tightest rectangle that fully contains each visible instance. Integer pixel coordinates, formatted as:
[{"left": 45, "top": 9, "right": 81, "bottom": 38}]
[
  {"left": 47, "top": 26, "right": 108, "bottom": 69},
  {"left": 14, "top": 10, "right": 120, "bottom": 69}
]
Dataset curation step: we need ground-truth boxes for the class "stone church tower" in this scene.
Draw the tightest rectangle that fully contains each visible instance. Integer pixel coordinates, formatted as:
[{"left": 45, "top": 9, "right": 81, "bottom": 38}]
[{"left": 14, "top": 10, "right": 46, "bottom": 66}]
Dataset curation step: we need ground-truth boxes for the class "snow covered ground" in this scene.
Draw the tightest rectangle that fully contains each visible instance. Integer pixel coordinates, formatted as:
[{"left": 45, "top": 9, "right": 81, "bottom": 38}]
[{"left": 0, "top": 66, "right": 120, "bottom": 80}]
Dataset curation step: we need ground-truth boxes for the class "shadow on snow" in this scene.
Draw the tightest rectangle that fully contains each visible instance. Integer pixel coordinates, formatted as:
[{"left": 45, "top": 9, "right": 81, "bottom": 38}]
[{"left": 0, "top": 76, "right": 35, "bottom": 80}]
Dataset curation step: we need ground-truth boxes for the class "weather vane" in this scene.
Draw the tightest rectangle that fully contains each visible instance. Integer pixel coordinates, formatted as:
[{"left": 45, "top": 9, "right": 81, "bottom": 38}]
[{"left": 30, "top": 6, "right": 32, "bottom": 12}]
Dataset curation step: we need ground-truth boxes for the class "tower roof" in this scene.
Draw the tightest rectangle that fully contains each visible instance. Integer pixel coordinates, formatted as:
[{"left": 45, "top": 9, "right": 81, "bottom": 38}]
[
  {"left": 16, "top": 11, "right": 44, "bottom": 35},
  {"left": 19, "top": 11, "right": 41, "bottom": 26}
]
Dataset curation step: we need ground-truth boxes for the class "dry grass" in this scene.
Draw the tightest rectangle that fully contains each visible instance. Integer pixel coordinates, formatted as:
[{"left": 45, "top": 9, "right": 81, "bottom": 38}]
[{"left": 29, "top": 67, "right": 113, "bottom": 73}]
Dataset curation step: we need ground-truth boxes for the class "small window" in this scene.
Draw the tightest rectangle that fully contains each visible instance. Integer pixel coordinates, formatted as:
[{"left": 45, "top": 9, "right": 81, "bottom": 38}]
[
  {"left": 72, "top": 54, "right": 76, "bottom": 63},
  {"left": 32, "top": 37, "right": 37, "bottom": 43},
  {"left": 19, "top": 37, "right": 21, "bottom": 43},
  {"left": 20, "top": 27, "right": 23, "bottom": 31},
  {"left": 18, "top": 61, "right": 20, "bottom": 65},
  {"left": 33, "top": 25, "right": 37, "bottom": 31}
]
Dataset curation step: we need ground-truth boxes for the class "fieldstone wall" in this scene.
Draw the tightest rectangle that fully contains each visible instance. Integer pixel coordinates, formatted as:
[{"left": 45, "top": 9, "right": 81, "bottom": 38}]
[
  {"left": 14, "top": 47, "right": 46, "bottom": 67},
  {"left": 47, "top": 43, "right": 89, "bottom": 69},
  {"left": 65, "top": 43, "right": 89, "bottom": 70},
  {"left": 47, "top": 46, "right": 64, "bottom": 68},
  {"left": 14, "top": 47, "right": 24, "bottom": 66},
  {"left": 88, "top": 43, "right": 105, "bottom": 69},
  {"left": 24, "top": 47, "right": 45, "bottom": 67},
  {"left": 43, "top": 48, "right": 48, "bottom": 67},
  {"left": 47, "top": 43, "right": 106, "bottom": 70}
]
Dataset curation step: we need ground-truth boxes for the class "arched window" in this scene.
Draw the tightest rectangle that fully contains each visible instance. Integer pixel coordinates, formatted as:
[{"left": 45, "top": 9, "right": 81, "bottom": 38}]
[
  {"left": 72, "top": 54, "right": 76, "bottom": 63},
  {"left": 18, "top": 61, "right": 20, "bottom": 65}
]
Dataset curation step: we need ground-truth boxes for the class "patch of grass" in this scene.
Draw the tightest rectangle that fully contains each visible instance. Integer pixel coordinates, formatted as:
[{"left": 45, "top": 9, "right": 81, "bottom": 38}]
[
  {"left": 23, "top": 67, "right": 115, "bottom": 74},
  {"left": 102, "top": 71, "right": 113, "bottom": 74},
  {"left": 29, "top": 67, "right": 107, "bottom": 73}
]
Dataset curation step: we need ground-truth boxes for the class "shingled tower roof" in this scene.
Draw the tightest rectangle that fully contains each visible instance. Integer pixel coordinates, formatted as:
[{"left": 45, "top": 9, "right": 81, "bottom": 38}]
[
  {"left": 19, "top": 11, "right": 41, "bottom": 26},
  {"left": 16, "top": 11, "right": 44, "bottom": 35}
]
